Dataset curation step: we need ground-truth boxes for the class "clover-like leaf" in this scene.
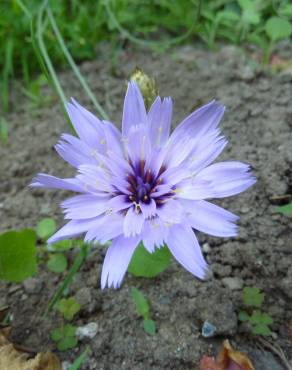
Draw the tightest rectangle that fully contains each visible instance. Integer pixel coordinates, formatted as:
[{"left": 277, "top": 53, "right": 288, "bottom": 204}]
[
  {"left": 243, "top": 287, "right": 265, "bottom": 308},
  {"left": 57, "top": 297, "right": 81, "bottom": 321},
  {"left": 252, "top": 323, "right": 272, "bottom": 336},
  {"left": 250, "top": 311, "right": 273, "bottom": 326}
]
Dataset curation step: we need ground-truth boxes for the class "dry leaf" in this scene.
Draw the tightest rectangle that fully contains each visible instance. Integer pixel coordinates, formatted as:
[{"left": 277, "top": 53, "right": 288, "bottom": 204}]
[
  {"left": 200, "top": 340, "right": 255, "bottom": 370},
  {"left": 0, "top": 328, "right": 61, "bottom": 370}
]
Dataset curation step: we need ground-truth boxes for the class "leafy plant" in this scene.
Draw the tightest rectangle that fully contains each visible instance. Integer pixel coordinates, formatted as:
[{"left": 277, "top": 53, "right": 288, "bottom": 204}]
[
  {"left": 47, "top": 253, "right": 68, "bottom": 273},
  {"left": 51, "top": 324, "right": 78, "bottom": 351},
  {"left": 131, "top": 287, "right": 156, "bottom": 336},
  {"left": 128, "top": 244, "right": 171, "bottom": 278},
  {"left": 242, "top": 286, "right": 265, "bottom": 307},
  {"left": 36, "top": 217, "right": 56, "bottom": 241},
  {"left": 56, "top": 297, "right": 81, "bottom": 321},
  {"left": 239, "top": 286, "right": 273, "bottom": 336},
  {"left": 276, "top": 203, "right": 292, "bottom": 216},
  {"left": 0, "top": 229, "right": 37, "bottom": 282}
]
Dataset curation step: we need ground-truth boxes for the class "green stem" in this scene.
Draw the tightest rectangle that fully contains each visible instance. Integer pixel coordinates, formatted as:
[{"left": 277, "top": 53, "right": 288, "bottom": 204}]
[
  {"left": 45, "top": 244, "right": 90, "bottom": 315},
  {"left": 46, "top": 6, "right": 109, "bottom": 121}
]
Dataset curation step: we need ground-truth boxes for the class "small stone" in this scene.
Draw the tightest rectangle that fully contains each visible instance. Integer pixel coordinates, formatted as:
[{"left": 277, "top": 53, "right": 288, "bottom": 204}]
[
  {"left": 241, "top": 206, "right": 250, "bottom": 214},
  {"left": 201, "top": 321, "right": 217, "bottom": 338},
  {"left": 202, "top": 243, "right": 211, "bottom": 253},
  {"left": 222, "top": 277, "right": 244, "bottom": 291},
  {"left": 23, "top": 278, "right": 42, "bottom": 294},
  {"left": 76, "top": 322, "right": 98, "bottom": 340}
]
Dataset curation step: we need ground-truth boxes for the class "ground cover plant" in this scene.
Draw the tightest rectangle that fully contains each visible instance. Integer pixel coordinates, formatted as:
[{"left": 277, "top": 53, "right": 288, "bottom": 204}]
[{"left": 0, "top": 0, "right": 292, "bottom": 369}]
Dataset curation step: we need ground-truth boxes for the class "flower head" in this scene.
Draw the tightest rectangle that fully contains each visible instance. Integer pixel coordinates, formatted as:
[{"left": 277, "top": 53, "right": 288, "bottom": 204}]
[{"left": 31, "top": 82, "right": 256, "bottom": 288}]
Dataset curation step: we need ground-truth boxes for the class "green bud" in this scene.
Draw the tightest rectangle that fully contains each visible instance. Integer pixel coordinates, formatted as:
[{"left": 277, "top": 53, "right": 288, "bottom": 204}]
[{"left": 129, "top": 68, "right": 158, "bottom": 110}]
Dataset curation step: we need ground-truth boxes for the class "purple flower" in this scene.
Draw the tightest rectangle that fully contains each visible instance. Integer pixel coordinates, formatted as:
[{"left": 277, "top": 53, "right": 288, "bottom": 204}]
[{"left": 31, "top": 82, "right": 256, "bottom": 289}]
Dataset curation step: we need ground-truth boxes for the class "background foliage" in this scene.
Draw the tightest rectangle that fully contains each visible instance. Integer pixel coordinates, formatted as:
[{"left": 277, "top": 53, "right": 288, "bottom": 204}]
[{"left": 1, "top": 0, "right": 292, "bottom": 111}]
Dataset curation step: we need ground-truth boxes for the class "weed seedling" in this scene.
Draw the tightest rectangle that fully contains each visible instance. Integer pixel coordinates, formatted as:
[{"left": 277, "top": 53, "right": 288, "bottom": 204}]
[
  {"left": 51, "top": 297, "right": 81, "bottom": 351},
  {"left": 239, "top": 287, "right": 273, "bottom": 336},
  {"left": 131, "top": 287, "right": 156, "bottom": 336}
]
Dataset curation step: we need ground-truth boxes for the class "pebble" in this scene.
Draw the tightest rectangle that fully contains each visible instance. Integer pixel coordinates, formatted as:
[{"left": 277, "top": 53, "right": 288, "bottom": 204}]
[
  {"left": 76, "top": 322, "right": 98, "bottom": 340},
  {"left": 201, "top": 321, "right": 217, "bottom": 338},
  {"left": 202, "top": 243, "right": 211, "bottom": 253},
  {"left": 222, "top": 277, "right": 244, "bottom": 291}
]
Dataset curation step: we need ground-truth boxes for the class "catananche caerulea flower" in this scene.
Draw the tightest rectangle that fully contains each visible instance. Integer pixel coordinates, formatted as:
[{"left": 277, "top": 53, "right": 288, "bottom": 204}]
[{"left": 31, "top": 82, "right": 255, "bottom": 288}]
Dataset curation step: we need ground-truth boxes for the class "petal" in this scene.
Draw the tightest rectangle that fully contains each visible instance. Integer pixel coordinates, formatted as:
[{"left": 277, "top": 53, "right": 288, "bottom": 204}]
[
  {"left": 76, "top": 164, "right": 112, "bottom": 193},
  {"left": 122, "top": 81, "right": 147, "bottom": 137},
  {"left": 186, "top": 129, "right": 228, "bottom": 174},
  {"left": 123, "top": 207, "right": 144, "bottom": 237},
  {"left": 85, "top": 213, "right": 124, "bottom": 244},
  {"left": 30, "top": 173, "right": 84, "bottom": 192},
  {"left": 108, "top": 195, "right": 132, "bottom": 212},
  {"left": 142, "top": 218, "right": 169, "bottom": 252},
  {"left": 148, "top": 96, "right": 172, "bottom": 148},
  {"left": 47, "top": 218, "right": 99, "bottom": 244},
  {"left": 170, "top": 100, "right": 225, "bottom": 144},
  {"left": 55, "top": 134, "right": 96, "bottom": 168},
  {"left": 127, "top": 124, "right": 151, "bottom": 165},
  {"left": 66, "top": 99, "right": 105, "bottom": 149},
  {"left": 166, "top": 225, "right": 208, "bottom": 280},
  {"left": 156, "top": 199, "right": 183, "bottom": 224},
  {"left": 196, "top": 161, "right": 256, "bottom": 198},
  {"left": 176, "top": 179, "right": 216, "bottom": 200},
  {"left": 165, "top": 101, "right": 225, "bottom": 167},
  {"left": 182, "top": 199, "right": 239, "bottom": 237},
  {"left": 140, "top": 198, "right": 157, "bottom": 219},
  {"left": 101, "top": 235, "right": 140, "bottom": 289},
  {"left": 61, "top": 194, "right": 110, "bottom": 219}
]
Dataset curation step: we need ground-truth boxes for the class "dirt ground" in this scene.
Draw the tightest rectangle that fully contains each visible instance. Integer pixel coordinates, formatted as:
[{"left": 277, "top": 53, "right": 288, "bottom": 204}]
[{"left": 0, "top": 42, "right": 292, "bottom": 369}]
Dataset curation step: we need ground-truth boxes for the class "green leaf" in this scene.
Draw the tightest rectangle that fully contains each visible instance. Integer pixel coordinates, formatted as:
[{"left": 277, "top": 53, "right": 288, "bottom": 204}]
[
  {"left": 238, "top": 310, "right": 250, "bottom": 322},
  {"left": 276, "top": 203, "right": 292, "bottom": 216},
  {"left": 0, "top": 117, "right": 9, "bottom": 143},
  {"left": 265, "top": 17, "right": 292, "bottom": 42},
  {"left": 252, "top": 323, "right": 272, "bottom": 336},
  {"left": 36, "top": 218, "right": 56, "bottom": 240},
  {"left": 128, "top": 243, "right": 171, "bottom": 278},
  {"left": 57, "top": 297, "right": 81, "bottom": 321},
  {"left": 63, "top": 324, "right": 77, "bottom": 337},
  {"left": 47, "top": 253, "right": 68, "bottom": 273},
  {"left": 69, "top": 347, "right": 89, "bottom": 370},
  {"left": 57, "top": 336, "right": 78, "bottom": 351},
  {"left": 131, "top": 287, "right": 149, "bottom": 319},
  {"left": 0, "top": 229, "right": 37, "bottom": 282},
  {"left": 238, "top": 0, "right": 260, "bottom": 24},
  {"left": 51, "top": 328, "right": 63, "bottom": 342},
  {"left": 50, "top": 239, "right": 73, "bottom": 251},
  {"left": 143, "top": 319, "right": 156, "bottom": 336},
  {"left": 250, "top": 311, "right": 273, "bottom": 326},
  {"left": 243, "top": 287, "right": 265, "bottom": 308}
]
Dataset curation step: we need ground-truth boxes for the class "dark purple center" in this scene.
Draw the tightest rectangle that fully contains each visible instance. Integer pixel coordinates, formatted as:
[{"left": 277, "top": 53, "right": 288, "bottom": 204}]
[{"left": 125, "top": 160, "right": 173, "bottom": 207}]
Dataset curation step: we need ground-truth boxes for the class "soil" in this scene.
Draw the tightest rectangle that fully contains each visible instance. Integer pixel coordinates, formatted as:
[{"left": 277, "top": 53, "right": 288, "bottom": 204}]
[{"left": 0, "top": 42, "right": 292, "bottom": 369}]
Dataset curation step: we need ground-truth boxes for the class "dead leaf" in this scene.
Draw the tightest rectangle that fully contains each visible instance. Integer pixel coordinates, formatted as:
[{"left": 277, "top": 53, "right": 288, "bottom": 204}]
[
  {"left": 0, "top": 327, "right": 61, "bottom": 370},
  {"left": 200, "top": 340, "right": 255, "bottom": 370}
]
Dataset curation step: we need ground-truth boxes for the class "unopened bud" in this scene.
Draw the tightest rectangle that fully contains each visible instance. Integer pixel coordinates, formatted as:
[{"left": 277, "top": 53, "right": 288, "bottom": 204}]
[{"left": 130, "top": 68, "right": 158, "bottom": 110}]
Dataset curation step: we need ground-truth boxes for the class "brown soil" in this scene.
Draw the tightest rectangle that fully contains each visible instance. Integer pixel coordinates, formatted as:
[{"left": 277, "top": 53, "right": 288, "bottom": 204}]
[{"left": 0, "top": 42, "right": 291, "bottom": 369}]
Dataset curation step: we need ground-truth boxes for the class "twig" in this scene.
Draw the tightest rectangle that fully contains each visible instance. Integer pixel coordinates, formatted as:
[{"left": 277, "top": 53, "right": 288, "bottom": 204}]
[{"left": 256, "top": 337, "right": 292, "bottom": 370}]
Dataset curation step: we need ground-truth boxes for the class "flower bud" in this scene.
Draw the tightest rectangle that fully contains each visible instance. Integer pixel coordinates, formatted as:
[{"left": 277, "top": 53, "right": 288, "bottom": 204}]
[{"left": 130, "top": 68, "right": 158, "bottom": 109}]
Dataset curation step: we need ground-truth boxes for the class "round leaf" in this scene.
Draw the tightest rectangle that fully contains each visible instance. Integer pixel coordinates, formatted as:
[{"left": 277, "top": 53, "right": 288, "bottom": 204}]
[
  {"left": 57, "top": 336, "right": 78, "bottom": 351},
  {"left": 47, "top": 253, "right": 67, "bottom": 273},
  {"left": 265, "top": 17, "right": 292, "bottom": 42},
  {"left": 128, "top": 244, "right": 171, "bottom": 278},
  {"left": 0, "top": 229, "right": 37, "bottom": 282},
  {"left": 36, "top": 218, "right": 56, "bottom": 240}
]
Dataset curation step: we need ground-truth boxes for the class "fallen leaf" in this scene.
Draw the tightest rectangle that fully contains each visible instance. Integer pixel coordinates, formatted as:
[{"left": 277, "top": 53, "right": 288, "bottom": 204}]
[
  {"left": 200, "top": 340, "right": 255, "bottom": 370},
  {"left": 0, "top": 327, "right": 61, "bottom": 370}
]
